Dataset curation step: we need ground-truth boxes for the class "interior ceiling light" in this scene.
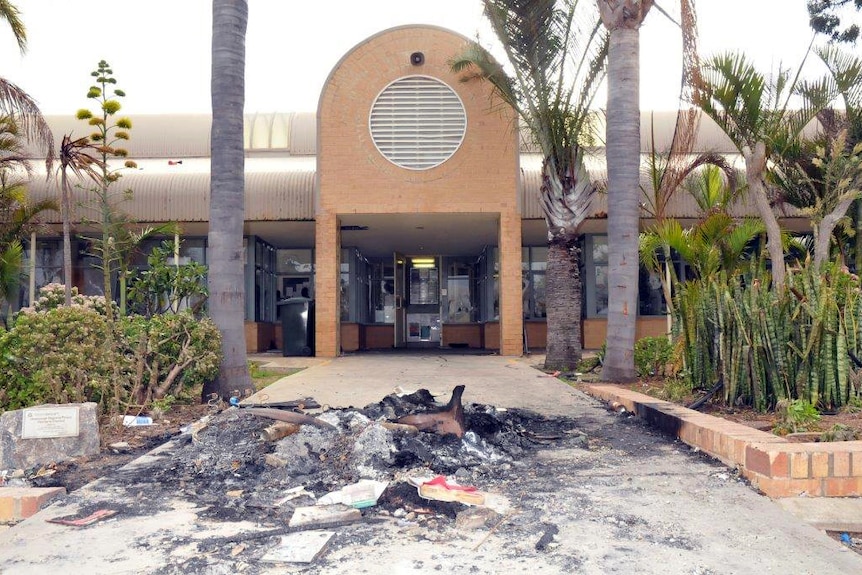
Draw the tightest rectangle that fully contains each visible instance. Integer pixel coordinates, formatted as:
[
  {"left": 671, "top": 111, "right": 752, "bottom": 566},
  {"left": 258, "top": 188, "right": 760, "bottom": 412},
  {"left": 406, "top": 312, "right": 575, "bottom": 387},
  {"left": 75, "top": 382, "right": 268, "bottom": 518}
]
[
  {"left": 411, "top": 257, "right": 435, "bottom": 264},
  {"left": 412, "top": 263, "right": 436, "bottom": 269}
]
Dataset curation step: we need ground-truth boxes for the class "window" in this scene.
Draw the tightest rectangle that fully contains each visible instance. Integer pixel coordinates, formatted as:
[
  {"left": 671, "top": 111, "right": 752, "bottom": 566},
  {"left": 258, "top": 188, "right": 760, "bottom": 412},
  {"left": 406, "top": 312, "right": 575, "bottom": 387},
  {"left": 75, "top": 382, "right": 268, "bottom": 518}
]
[
  {"left": 253, "top": 238, "right": 277, "bottom": 322},
  {"left": 369, "top": 76, "right": 467, "bottom": 170},
  {"left": 522, "top": 246, "right": 548, "bottom": 319},
  {"left": 585, "top": 235, "right": 689, "bottom": 318},
  {"left": 591, "top": 237, "right": 609, "bottom": 316},
  {"left": 18, "top": 239, "right": 62, "bottom": 307},
  {"left": 370, "top": 260, "right": 395, "bottom": 324},
  {"left": 476, "top": 247, "right": 498, "bottom": 321}
]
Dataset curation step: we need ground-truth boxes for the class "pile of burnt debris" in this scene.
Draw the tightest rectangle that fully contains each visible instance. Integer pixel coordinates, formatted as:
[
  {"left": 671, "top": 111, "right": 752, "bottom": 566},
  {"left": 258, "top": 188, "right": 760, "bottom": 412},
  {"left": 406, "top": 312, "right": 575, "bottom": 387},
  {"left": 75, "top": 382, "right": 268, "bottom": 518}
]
[{"left": 80, "top": 385, "right": 590, "bottom": 567}]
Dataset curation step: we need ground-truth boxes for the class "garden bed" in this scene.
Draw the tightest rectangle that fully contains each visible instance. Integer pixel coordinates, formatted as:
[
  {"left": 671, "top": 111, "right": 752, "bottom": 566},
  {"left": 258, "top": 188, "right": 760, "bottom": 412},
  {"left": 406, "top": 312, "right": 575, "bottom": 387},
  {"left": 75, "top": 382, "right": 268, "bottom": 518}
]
[{"left": 628, "top": 377, "right": 862, "bottom": 442}]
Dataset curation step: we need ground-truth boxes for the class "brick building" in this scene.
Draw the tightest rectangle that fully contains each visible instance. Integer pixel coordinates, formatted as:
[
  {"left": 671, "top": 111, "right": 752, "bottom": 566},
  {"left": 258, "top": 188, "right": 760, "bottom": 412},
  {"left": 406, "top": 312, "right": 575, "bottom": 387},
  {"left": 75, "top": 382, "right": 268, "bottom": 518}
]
[{"left": 21, "top": 25, "right": 805, "bottom": 357}]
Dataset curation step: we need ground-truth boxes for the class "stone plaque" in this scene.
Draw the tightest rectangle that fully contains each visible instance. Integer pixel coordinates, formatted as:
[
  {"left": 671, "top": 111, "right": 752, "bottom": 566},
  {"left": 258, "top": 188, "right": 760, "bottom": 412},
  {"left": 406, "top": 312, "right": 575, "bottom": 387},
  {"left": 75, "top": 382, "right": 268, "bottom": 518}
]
[
  {"left": 21, "top": 406, "right": 80, "bottom": 439},
  {"left": 1, "top": 403, "right": 99, "bottom": 469}
]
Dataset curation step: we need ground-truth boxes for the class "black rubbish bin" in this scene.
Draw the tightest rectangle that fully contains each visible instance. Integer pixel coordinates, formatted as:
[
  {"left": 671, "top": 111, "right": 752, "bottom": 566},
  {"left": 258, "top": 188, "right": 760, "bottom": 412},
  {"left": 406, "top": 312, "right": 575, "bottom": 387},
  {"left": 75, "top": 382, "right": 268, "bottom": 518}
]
[{"left": 278, "top": 297, "right": 315, "bottom": 356}]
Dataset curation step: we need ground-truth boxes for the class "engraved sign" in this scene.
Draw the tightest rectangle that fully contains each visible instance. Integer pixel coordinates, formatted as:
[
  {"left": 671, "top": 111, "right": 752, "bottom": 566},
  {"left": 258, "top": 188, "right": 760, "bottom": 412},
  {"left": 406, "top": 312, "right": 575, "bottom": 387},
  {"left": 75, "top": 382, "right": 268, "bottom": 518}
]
[{"left": 21, "top": 407, "right": 80, "bottom": 439}]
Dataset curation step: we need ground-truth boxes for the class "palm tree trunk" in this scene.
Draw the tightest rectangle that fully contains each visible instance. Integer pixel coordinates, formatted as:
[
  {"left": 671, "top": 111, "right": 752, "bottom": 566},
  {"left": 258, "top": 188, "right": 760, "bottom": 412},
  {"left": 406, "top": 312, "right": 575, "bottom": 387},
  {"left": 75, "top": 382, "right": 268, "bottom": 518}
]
[
  {"left": 61, "top": 174, "right": 72, "bottom": 306},
  {"left": 602, "top": 14, "right": 646, "bottom": 382},
  {"left": 204, "top": 0, "right": 253, "bottom": 401},
  {"left": 544, "top": 233, "right": 583, "bottom": 370},
  {"left": 815, "top": 196, "right": 855, "bottom": 269},
  {"left": 743, "top": 142, "right": 786, "bottom": 292}
]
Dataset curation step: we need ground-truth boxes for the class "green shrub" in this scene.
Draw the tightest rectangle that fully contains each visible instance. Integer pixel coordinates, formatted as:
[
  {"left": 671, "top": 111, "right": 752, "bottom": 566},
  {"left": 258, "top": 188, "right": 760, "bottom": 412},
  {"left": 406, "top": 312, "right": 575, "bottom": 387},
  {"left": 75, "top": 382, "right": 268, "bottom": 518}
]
[
  {"left": 0, "top": 286, "right": 221, "bottom": 413},
  {"left": 772, "top": 399, "right": 821, "bottom": 435},
  {"left": 0, "top": 305, "right": 131, "bottom": 410},
  {"left": 656, "top": 377, "right": 692, "bottom": 402},
  {"left": 675, "top": 263, "right": 862, "bottom": 411},
  {"left": 127, "top": 240, "right": 208, "bottom": 317},
  {"left": 123, "top": 311, "right": 221, "bottom": 404},
  {"left": 634, "top": 336, "right": 675, "bottom": 378},
  {"left": 820, "top": 423, "right": 859, "bottom": 442}
]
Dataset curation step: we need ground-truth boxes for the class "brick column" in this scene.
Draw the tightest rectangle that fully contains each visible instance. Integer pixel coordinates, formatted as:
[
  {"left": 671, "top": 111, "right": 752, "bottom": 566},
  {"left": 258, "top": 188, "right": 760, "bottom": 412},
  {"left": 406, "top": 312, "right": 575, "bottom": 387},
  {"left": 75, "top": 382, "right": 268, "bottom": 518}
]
[
  {"left": 498, "top": 211, "right": 523, "bottom": 356},
  {"left": 314, "top": 212, "right": 340, "bottom": 357}
]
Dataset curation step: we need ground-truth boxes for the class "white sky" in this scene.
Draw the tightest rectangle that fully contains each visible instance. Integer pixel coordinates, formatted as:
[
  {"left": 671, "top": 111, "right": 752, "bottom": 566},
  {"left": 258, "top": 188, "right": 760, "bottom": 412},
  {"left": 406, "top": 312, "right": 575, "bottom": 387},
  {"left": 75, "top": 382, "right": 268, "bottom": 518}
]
[{"left": 0, "top": 1, "right": 823, "bottom": 116}]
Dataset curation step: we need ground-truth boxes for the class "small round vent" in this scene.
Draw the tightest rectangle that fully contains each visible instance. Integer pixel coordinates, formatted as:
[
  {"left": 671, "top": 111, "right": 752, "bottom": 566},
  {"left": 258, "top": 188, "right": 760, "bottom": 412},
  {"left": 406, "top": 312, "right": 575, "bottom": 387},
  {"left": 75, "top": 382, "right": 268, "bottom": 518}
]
[{"left": 369, "top": 76, "right": 467, "bottom": 170}]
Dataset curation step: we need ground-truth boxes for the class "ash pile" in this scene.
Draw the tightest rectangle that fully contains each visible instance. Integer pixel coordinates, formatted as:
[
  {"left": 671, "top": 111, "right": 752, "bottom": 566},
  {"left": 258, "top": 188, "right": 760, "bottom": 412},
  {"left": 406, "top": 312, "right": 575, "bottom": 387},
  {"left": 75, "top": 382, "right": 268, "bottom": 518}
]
[{"left": 99, "top": 385, "right": 590, "bottom": 568}]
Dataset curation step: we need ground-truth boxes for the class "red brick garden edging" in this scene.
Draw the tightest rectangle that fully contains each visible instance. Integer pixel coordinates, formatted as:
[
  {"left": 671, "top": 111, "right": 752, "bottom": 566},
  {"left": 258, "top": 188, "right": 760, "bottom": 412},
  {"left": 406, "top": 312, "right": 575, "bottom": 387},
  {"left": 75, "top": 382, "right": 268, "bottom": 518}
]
[{"left": 584, "top": 384, "right": 862, "bottom": 498}]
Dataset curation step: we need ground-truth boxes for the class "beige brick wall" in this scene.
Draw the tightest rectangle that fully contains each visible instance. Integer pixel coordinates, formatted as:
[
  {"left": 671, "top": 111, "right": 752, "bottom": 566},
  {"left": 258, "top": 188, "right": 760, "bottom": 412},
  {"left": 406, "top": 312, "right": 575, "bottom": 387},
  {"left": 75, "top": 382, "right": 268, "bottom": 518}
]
[
  {"left": 314, "top": 212, "right": 341, "bottom": 356},
  {"left": 584, "top": 316, "right": 669, "bottom": 350},
  {"left": 316, "top": 26, "right": 521, "bottom": 357}
]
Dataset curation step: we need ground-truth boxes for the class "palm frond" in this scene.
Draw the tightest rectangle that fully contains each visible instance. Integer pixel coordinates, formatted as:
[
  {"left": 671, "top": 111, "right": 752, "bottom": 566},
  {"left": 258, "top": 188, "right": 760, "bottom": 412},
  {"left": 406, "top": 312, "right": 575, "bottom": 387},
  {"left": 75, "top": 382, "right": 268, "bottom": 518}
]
[
  {"left": 815, "top": 44, "right": 862, "bottom": 142},
  {"left": 0, "top": 0, "right": 26, "bottom": 53},
  {"left": 724, "top": 218, "right": 766, "bottom": 267},
  {"left": 0, "top": 79, "right": 54, "bottom": 168},
  {"left": 694, "top": 52, "right": 765, "bottom": 150},
  {"left": 0, "top": 239, "right": 22, "bottom": 302},
  {"left": 59, "top": 134, "right": 105, "bottom": 185},
  {"left": 453, "top": 0, "right": 607, "bottom": 234}
]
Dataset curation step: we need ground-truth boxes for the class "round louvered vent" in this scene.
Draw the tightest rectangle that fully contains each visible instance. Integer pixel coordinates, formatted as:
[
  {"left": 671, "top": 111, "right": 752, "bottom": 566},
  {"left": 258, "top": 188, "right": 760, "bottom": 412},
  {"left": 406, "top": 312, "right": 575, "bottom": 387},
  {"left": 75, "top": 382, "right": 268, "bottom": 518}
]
[{"left": 369, "top": 76, "right": 467, "bottom": 170}]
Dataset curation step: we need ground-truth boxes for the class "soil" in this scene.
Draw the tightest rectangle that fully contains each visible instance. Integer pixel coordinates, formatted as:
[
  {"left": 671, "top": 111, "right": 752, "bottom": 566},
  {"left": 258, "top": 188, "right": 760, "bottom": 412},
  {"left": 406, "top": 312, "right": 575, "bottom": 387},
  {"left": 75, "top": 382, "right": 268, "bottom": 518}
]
[{"left": 25, "top": 402, "right": 215, "bottom": 492}]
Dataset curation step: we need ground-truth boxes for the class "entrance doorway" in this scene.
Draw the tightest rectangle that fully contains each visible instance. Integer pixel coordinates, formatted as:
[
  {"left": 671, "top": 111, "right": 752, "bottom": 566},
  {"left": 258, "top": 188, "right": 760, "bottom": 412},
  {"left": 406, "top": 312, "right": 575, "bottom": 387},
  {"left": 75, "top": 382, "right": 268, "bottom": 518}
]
[
  {"left": 341, "top": 246, "right": 497, "bottom": 351},
  {"left": 399, "top": 254, "right": 441, "bottom": 348},
  {"left": 336, "top": 213, "right": 501, "bottom": 352}
]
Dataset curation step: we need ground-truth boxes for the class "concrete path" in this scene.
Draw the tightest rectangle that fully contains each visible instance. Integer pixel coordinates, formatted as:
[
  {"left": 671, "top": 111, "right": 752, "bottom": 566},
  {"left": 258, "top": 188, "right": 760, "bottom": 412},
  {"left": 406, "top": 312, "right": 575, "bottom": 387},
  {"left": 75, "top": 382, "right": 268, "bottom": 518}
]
[
  {"left": 246, "top": 352, "right": 590, "bottom": 416},
  {"left": 0, "top": 352, "right": 859, "bottom": 574}
]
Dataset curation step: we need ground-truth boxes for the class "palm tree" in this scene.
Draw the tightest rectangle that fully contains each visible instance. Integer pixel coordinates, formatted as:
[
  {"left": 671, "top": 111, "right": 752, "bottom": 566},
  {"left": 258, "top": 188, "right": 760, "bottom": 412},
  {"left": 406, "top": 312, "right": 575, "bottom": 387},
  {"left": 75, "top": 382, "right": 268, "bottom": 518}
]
[
  {"left": 811, "top": 46, "right": 862, "bottom": 269},
  {"left": 640, "top": 157, "right": 738, "bottom": 321},
  {"left": 0, "top": 1, "right": 54, "bottom": 165},
  {"left": 58, "top": 134, "right": 103, "bottom": 306},
  {"left": 206, "top": 0, "right": 253, "bottom": 401},
  {"left": 693, "top": 51, "right": 834, "bottom": 293},
  {"left": 641, "top": 165, "right": 766, "bottom": 284},
  {"left": 451, "top": 0, "right": 608, "bottom": 370},
  {"left": 598, "top": 0, "right": 654, "bottom": 382},
  {"left": 0, "top": 115, "right": 56, "bottom": 322}
]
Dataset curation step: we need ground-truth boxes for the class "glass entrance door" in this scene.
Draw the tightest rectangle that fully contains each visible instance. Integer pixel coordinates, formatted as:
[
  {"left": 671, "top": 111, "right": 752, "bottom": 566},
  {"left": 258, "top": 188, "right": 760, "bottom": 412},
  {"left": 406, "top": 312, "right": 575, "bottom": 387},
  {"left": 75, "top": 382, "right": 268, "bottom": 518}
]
[
  {"left": 403, "top": 256, "right": 441, "bottom": 346},
  {"left": 393, "top": 252, "right": 406, "bottom": 348}
]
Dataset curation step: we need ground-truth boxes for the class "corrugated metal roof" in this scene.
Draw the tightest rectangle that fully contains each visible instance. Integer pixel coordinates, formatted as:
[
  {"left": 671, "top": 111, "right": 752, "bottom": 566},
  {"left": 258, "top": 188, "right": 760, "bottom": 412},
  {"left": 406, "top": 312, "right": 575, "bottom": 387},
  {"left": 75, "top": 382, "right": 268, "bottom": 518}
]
[
  {"left": 27, "top": 157, "right": 317, "bottom": 223},
  {"left": 518, "top": 152, "right": 802, "bottom": 220},
  {"left": 37, "top": 113, "right": 318, "bottom": 160},
  {"left": 39, "top": 110, "right": 757, "bottom": 160},
  {"left": 26, "top": 112, "right": 803, "bottom": 224},
  {"left": 518, "top": 110, "right": 741, "bottom": 154},
  {"left": 29, "top": 150, "right": 798, "bottom": 224}
]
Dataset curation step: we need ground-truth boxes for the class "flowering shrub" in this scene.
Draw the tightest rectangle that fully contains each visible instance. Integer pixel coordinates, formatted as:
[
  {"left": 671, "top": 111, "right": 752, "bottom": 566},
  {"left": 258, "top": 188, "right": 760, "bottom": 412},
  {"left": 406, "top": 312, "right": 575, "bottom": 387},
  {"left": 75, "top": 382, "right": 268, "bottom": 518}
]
[
  {"left": 20, "top": 283, "right": 119, "bottom": 317},
  {"left": 0, "top": 284, "right": 222, "bottom": 412},
  {"left": 0, "top": 306, "right": 130, "bottom": 410}
]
